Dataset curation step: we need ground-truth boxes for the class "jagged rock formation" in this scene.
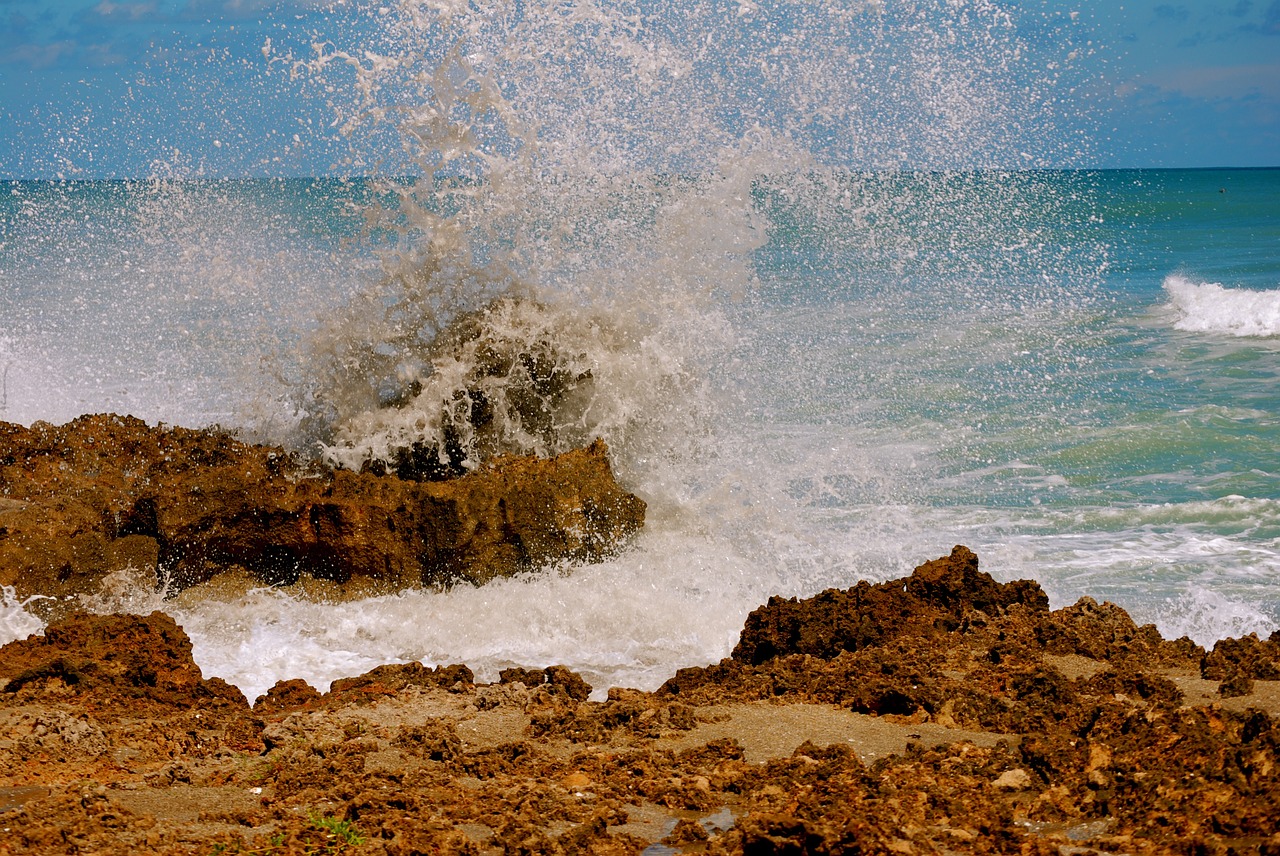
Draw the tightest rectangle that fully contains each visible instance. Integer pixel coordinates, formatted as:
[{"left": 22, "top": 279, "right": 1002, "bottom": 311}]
[
  {"left": 0, "top": 414, "right": 644, "bottom": 599},
  {"left": 0, "top": 549, "right": 1278, "bottom": 854}
]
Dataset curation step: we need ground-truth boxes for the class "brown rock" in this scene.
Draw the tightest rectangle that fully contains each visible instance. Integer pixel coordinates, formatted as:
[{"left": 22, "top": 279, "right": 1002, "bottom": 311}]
[
  {"left": 1036, "top": 595, "right": 1199, "bottom": 666},
  {"left": 1220, "top": 672, "right": 1256, "bottom": 698},
  {"left": 327, "top": 661, "right": 475, "bottom": 700},
  {"left": 1203, "top": 634, "right": 1280, "bottom": 681},
  {"left": 991, "top": 768, "right": 1032, "bottom": 790},
  {"left": 2, "top": 547, "right": 1280, "bottom": 856},
  {"left": 561, "top": 771, "right": 592, "bottom": 790},
  {"left": 0, "top": 611, "right": 262, "bottom": 754},
  {"left": 0, "top": 612, "right": 214, "bottom": 704},
  {"left": 664, "top": 817, "right": 710, "bottom": 844},
  {"left": 499, "top": 666, "right": 550, "bottom": 688},
  {"left": 730, "top": 545, "right": 1049, "bottom": 665},
  {"left": 253, "top": 678, "right": 323, "bottom": 715},
  {"left": 0, "top": 415, "right": 644, "bottom": 598}
]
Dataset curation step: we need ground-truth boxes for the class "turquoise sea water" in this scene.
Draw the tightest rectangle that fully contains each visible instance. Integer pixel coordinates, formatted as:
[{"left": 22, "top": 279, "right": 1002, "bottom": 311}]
[
  {"left": 1, "top": 168, "right": 1276, "bottom": 698},
  {"left": 730, "top": 167, "right": 1280, "bottom": 640}
]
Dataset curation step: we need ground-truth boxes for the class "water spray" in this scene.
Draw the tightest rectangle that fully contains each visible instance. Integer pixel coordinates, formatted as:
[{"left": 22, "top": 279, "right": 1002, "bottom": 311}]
[{"left": 1, "top": 361, "right": 10, "bottom": 416}]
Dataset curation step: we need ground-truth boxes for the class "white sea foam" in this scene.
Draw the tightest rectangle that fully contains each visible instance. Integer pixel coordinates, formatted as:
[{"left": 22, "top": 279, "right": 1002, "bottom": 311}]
[
  {"left": 60, "top": 528, "right": 777, "bottom": 702},
  {"left": 1153, "top": 586, "right": 1279, "bottom": 650},
  {"left": 0, "top": 586, "right": 47, "bottom": 648},
  {"left": 1163, "top": 273, "right": 1280, "bottom": 337},
  {"left": 967, "top": 496, "right": 1280, "bottom": 648}
]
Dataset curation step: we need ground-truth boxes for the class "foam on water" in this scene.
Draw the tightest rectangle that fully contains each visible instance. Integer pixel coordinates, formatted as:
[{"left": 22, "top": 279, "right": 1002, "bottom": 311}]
[
  {"left": 55, "top": 526, "right": 780, "bottom": 703},
  {"left": 1164, "top": 273, "right": 1280, "bottom": 338},
  {"left": 1155, "top": 586, "right": 1280, "bottom": 650},
  {"left": 943, "top": 496, "right": 1280, "bottom": 647}
]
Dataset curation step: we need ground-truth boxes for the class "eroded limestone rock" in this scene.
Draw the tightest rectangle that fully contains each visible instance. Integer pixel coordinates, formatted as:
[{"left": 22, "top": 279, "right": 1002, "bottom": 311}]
[{"left": 0, "top": 415, "right": 644, "bottom": 598}]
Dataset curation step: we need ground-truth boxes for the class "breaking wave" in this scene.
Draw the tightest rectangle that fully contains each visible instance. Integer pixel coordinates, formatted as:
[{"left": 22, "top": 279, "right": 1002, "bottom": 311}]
[
  {"left": 1163, "top": 273, "right": 1280, "bottom": 338},
  {"left": 264, "top": 0, "right": 1091, "bottom": 488}
]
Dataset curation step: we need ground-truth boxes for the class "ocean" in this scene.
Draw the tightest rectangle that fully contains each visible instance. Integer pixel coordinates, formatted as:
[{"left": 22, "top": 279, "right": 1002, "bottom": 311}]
[{"left": 0, "top": 4, "right": 1277, "bottom": 703}]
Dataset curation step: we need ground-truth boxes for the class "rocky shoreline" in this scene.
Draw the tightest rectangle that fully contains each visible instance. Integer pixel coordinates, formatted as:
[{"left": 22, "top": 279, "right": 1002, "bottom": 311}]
[
  {"left": 2, "top": 418, "right": 1279, "bottom": 854},
  {"left": 0, "top": 546, "right": 1278, "bottom": 855}
]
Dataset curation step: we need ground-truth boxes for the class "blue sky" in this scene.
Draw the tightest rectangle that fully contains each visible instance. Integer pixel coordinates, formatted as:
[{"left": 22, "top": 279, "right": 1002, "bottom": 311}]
[
  {"left": 0, "top": 0, "right": 1276, "bottom": 178},
  {"left": 1074, "top": 1, "right": 1280, "bottom": 167}
]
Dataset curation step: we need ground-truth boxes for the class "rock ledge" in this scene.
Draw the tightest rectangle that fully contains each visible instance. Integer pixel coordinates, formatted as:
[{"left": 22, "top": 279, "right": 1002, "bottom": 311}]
[{"left": 0, "top": 414, "right": 645, "bottom": 598}]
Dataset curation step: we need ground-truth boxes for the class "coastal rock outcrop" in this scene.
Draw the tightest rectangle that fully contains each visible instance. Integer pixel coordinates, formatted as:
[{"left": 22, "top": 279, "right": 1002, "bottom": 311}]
[
  {"left": 0, "top": 612, "right": 263, "bottom": 756},
  {"left": 1, "top": 548, "right": 1278, "bottom": 855},
  {"left": 729, "top": 545, "right": 1050, "bottom": 664},
  {"left": 660, "top": 546, "right": 1206, "bottom": 734},
  {"left": 0, "top": 414, "right": 644, "bottom": 599}
]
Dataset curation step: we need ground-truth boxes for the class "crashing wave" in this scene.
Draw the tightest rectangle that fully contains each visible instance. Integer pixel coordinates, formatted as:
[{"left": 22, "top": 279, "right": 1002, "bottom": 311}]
[
  {"left": 1163, "top": 274, "right": 1280, "bottom": 338},
  {"left": 317, "top": 295, "right": 630, "bottom": 479}
]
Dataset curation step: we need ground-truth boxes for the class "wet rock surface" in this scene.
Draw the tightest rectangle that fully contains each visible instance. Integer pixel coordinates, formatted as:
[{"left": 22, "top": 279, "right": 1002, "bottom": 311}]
[
  {"left": 1, "top": 547, "right": 1278, "bottom": 855},
  {"left": 0, "top": 414, "right": 645, "bottom": 598}
]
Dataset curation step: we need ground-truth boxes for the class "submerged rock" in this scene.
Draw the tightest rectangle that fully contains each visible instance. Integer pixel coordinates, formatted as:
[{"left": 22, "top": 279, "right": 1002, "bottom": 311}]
[
  {"left": 312, "top": 295, "right": 615, "bottom": 480},
  {"left": 0, "top": 414, "right": 645, "bottom": 599}
]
